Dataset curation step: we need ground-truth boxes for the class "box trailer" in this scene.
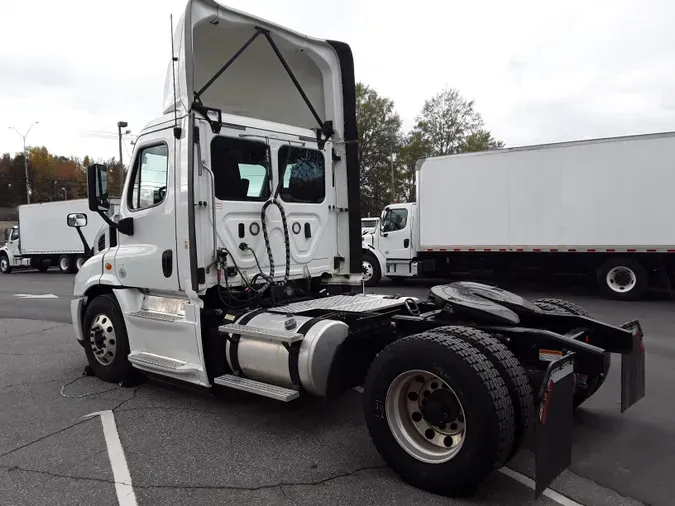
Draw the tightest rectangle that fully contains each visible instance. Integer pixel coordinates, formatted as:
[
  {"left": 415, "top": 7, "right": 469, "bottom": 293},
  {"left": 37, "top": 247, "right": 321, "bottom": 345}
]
[
  {"left": 0, "top": 198, "right": 117, "bottom": 274},
  {"left": 361, "top": 131, "right": 675, "bottom": 299}
]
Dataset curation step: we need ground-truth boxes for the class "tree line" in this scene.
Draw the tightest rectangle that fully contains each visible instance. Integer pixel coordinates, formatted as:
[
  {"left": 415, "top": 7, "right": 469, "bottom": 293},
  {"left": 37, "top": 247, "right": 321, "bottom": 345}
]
[
  {"left": 1, "top": 84, "right": 502, "bottom": 215},
  {"left": 356, "top": 83, "right": 503, "bottom": 217}
]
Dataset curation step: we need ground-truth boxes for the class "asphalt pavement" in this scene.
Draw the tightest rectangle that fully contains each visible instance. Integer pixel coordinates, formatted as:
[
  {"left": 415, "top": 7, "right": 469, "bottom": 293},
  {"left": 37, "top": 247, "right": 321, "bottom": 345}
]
[{"left": 0, "top": 269, "right": 672, "bottom": 506}]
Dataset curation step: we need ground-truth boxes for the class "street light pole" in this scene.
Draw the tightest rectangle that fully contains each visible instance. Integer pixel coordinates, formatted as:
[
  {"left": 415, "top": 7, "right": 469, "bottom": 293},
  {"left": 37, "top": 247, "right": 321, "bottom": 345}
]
[
  {"left": 9, "top": 121, "right": 39, "bottom": 204},
  {"left": 117, "top": 121, "right": 129, "bottom": 194}
]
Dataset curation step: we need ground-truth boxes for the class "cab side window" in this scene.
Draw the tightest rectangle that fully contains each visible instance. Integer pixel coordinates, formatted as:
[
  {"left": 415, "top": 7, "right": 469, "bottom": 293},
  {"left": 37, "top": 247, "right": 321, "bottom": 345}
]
[
  {"left": 128, "top": 144, "right": 169, "bottom": 210},
  {"left": 382, "top": 209, "right": 408, "bottom": 232},
  {"left": 10, "top": 228, "right": 19, "bottom": 241}
]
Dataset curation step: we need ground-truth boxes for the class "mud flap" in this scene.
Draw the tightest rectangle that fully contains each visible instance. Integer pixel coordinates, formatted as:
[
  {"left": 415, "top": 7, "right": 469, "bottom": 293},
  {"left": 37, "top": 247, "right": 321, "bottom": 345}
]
[
  {"left": 534, "top": 352, "right": 575, "bottom": 498},
  {"left": 619, "top": 319, "right": 646, "bottom": 413}
]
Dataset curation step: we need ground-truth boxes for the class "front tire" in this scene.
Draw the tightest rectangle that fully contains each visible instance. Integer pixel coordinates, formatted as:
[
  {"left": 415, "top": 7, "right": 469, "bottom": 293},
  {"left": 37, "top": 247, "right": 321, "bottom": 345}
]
[
  {"left": 82, "top": 294, "right": 136, "bottom": 384},
  {"left": 75, "top": 255, "right": 85, "bottom": 271},
  {"left": 363, "top": 331, "right": 515, "bottom": 497},
  {"left": 0, "top": 255, "right": 12, "bottom": 274},
  {"left": 361, "top": 251, "right": 382, "bottom": 287}
]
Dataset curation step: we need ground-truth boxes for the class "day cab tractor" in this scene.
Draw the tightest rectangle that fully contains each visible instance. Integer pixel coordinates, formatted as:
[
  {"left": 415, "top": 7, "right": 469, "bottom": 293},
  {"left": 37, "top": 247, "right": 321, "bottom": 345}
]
[{"left": 69, "top": 0, "right": 646, "bottom": 498}]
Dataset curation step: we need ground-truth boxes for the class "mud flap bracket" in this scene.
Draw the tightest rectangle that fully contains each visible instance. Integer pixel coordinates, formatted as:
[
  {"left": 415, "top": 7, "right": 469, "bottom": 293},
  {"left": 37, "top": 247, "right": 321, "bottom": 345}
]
[{"left": 534, "top": 352, "right": 575, "bottom": 499}]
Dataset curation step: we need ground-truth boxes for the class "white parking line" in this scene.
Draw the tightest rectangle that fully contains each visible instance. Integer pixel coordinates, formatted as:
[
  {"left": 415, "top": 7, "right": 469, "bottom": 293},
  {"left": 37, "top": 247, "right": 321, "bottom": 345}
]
[
  {"left": 352, "top": 385, "right": 583, "bottom": 506},
  {"left": 499, "top": 467, "right": 583, "bottom": 506},
  {"left": 13, "top": 293, "right": 58, "bottom": 299},
  {"left": 85, "top": 410, "right": 137, "bottom": 506}
]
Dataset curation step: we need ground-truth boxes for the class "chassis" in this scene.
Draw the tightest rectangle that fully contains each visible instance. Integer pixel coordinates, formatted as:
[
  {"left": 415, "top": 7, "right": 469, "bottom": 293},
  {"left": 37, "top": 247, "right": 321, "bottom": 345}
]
[{"left": 79, "top": 280, "right": 645, "bottom": 499}]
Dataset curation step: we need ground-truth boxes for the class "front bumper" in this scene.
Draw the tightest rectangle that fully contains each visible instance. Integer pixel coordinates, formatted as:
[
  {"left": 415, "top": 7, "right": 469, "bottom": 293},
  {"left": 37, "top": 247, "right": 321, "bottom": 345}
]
[{"left": 71, "top": 297, "right": 85, "bottom": 345}]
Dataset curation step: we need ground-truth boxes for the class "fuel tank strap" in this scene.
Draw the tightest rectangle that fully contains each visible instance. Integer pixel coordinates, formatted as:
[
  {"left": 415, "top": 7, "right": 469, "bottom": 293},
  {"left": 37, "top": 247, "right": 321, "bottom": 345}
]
[{"left": 287, "top": 316, "right": 328, "bottom": 389}]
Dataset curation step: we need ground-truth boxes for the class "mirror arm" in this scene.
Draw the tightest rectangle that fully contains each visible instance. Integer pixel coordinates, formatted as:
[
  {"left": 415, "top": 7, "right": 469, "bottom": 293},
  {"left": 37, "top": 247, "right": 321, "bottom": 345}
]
[
  {"left": 74, "top": 226, "right": 93, "bottom": 258},
  {"left": 96, "top": 211, "right": 134, "bottom": 236}
]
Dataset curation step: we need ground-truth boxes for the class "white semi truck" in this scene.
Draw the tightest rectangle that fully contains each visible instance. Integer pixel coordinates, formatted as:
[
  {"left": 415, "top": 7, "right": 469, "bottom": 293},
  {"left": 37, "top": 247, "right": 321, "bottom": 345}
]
[
  {"left": 0, "top": 199, "right": 117, "bottom": 274},
  {"left": 361, "top": 132, "right": 675, "bottom": 300},
  {"left": 69, "top": 0, "right": 646, "bottom": 499}
]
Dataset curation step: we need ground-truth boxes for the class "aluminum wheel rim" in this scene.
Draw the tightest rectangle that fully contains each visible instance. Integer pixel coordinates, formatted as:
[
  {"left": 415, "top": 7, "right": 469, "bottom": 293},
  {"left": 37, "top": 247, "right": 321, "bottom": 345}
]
[
  {"left": 606, "top": 266, "right": 636, "bottom": 293},
  {"left": 76, "top": 257, "right": 84, "bottom": 270},
  {"left": 362, "top": 260, "right": 374, "bottom": 281},
  {"left": 89, "top": 313, "right": 117, "bottom": 366},
  {"left": 0, "top": 258, "right": 7, "bottom": 271},
  {"left": 59, "top": 257, "right": 69, "bottom": 271},
  {"left": 385, "top": 369, "right": 466, "bottom": 464}
]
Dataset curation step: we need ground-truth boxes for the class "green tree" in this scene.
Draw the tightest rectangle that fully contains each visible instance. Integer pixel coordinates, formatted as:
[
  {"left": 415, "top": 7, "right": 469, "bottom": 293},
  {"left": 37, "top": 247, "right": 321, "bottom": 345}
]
[
  {"left": 459, "top": 129, "right": 504, "bottom": 153},
  {"left": 396, "top": 132, "right": 431, "bottom": 203},
  {"left": 356, "top": 82, "right": 402, "bottom": 216},
  {"left": 413, "top": 86, "right": 503, "bottom": 156}
]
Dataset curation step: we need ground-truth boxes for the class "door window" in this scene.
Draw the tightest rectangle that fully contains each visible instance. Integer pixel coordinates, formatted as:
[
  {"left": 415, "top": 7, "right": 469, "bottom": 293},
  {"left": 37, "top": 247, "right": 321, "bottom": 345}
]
[
  {"left": 10, "top": 228, "right": 19, "bottom": 241},
  {"left": 128, "top": 144, "right": 169, "bottom": 210},
  {"left": 211, "top": 137, "right": 270, "bottom": 201},
  {"left": 382, "top": 209, "right": 408, "bottom": 232},
  {"left": 278, "top": 146, "right": 325, "bottom": 204}
]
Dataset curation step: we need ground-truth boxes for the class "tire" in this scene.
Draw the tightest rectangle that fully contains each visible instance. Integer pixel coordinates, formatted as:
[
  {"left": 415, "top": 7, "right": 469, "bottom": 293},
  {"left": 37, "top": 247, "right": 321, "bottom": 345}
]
[
  {"left": 532, "top": 297, "right": 590, "bottom": 317},
  {"left": 58, "top": 255, "right": 72, "bottom": 274},
  {"left": 363, "top": 330, "right": 515, "bottom": 497},
  {"left": 82, "top": 294, "right": 136, "bottom": 384},
  {"left": 532, "top": 299, "right": 611, "bottom": 408},
  {"left": 75, "top": 255, "right": 86, "bottom": 271},
  {"left": 0, "top": 255, "right": 12, "bottom": 274},
  {"left": 597, "top": 257, "right": 648, "bottom": 301},
  {"left": 361, "top": 251, "right": 382, "bottom": 287},
  {"left": 37, "top": 262, "right": 49, "bottom": 273},
  {"left": 433, "top": 326, "right": 533, "bottom": 464}
]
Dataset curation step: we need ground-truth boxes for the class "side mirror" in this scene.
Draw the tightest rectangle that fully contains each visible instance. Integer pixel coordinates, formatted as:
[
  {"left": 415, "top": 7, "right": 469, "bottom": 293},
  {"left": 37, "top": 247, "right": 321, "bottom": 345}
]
[
  {"left": 67, "top": 213, "right": 88, "bottom": 228},
  {"left": 87, "top": 163, "right": 110, "bottom": 212}
]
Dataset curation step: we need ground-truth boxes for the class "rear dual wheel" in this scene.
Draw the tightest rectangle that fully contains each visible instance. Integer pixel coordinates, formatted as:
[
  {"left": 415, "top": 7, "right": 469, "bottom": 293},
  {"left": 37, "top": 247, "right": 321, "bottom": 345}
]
[{"left": 363, "top": 328, "right": 521, "bottom": 497}]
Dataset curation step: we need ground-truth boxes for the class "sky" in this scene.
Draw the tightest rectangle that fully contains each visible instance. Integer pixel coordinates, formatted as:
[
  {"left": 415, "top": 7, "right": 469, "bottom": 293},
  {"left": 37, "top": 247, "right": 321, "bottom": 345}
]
[{"left": 1, "top": 0, "right": 674, "bottom": 162}]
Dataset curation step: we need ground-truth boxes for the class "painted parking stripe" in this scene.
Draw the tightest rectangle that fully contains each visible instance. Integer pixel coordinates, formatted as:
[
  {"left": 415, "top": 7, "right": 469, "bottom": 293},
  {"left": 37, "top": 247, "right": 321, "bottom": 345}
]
[
  {"left": 499, "top": 467, "right": 584, "bottom": 506},
  {"left": 85, "top": 410, "right": 137, "bottom": 506},
  {"left": 352, "top": 386, "right": 584, "bottom": 505},
  {"left": 13, "top": 293, "right": 59, "bottom": 299}
]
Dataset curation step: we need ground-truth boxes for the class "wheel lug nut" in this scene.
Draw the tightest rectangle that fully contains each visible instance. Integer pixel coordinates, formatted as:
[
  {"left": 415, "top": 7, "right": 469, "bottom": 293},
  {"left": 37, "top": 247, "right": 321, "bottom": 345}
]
[{"left": 438, "top": 422, "right": 446, "bottom": 430}]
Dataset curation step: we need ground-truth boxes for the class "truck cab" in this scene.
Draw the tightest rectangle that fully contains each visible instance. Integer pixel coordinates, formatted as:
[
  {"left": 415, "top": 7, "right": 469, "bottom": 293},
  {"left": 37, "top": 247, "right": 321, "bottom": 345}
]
[
  {"left": 361, "top": 202, "right": 417, "bottom": 285},
  {"left": 0, "top": 226, "right": 23, "bottom": 273}
]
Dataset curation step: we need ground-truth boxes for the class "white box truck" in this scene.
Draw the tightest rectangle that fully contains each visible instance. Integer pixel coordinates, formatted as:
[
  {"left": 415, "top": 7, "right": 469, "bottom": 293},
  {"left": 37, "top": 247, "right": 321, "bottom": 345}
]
[
  {"left": 0, "top": 198, "right": 117, "bottom": 274},
  {"left": 67, "top": 0, "right": 645, "bottom": 499},
  {"left": 361, "top": 131, "right": 675, "bottom": 300}
]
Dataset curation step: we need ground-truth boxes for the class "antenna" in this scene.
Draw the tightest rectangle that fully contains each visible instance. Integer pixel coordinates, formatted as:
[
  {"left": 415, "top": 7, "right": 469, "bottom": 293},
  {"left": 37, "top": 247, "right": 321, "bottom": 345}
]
[{"left": 170, "top": 14, "right": 181, "bottom": 139}]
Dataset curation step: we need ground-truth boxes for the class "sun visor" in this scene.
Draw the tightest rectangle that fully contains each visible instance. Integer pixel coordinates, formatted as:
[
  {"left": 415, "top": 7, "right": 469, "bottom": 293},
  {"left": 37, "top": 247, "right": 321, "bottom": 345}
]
[{"left": 163, "top": 0, "right": 348, "bottom": 140}]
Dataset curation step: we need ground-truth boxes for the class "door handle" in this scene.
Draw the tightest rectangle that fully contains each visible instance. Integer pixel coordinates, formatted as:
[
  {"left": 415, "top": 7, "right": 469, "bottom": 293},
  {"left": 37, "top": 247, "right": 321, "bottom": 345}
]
[
  {"left": 404, "top": 239, "right": 410, "bottom": 248},
  {"left": 161, "top": 250, "right": 173, "bottom": 278},
  {"left": 304, "top": 223, "right": 311, "bottom": 239}
]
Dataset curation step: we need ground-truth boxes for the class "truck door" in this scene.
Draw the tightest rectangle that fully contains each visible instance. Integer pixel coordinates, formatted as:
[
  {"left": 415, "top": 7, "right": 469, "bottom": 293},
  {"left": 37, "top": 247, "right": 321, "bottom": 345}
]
[
  {"left": 379, "top": 207, "right": 413, "bottom": 260},
  {"left": 113, "top": 127, "right": 179, "bottom": 291}
]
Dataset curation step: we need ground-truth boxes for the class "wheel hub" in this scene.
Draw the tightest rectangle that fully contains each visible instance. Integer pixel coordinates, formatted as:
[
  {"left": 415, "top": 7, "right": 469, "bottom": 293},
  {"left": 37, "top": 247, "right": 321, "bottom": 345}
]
[
  {"left": 89, "top": 314, "right": 117, "bottom": 366},
  {"left": 422, "top": 389, "right": 460, "bottom": 427},
  {"left": 362, "top": 260, "right": 373, "bottom": 281},
  {"left": 385, "top": 369, "right": 466, "bottom": 464}
]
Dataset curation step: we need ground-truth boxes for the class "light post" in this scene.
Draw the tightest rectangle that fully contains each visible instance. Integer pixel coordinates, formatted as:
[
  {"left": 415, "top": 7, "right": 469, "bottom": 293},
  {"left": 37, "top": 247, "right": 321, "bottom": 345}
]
[
  {"left": 9, "top": 121, "right": 39, "bottom": 204},
  {"left": 62, "top": 187, "right": 67, "bottom": 200}
]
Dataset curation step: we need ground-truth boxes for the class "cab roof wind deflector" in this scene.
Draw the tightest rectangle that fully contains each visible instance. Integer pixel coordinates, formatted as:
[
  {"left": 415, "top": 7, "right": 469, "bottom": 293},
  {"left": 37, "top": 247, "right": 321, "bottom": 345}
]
[{"left": 191, "top": 26, "right": 335, "bottom": 149}]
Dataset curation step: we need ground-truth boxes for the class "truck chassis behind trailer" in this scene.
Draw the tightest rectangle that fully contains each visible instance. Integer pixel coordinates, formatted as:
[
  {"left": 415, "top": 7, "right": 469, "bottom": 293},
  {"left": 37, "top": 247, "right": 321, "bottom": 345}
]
[{"left": 70, "top": 0, "right": 646, "bottom": 498}]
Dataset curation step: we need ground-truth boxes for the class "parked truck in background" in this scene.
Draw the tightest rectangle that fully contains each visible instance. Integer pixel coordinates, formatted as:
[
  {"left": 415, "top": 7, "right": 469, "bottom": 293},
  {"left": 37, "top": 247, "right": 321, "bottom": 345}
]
[
  {"left": 361, "top": 131, "right": 675, "bottom": 300},
  {"left": 0, "top": 198, "right": 118, "bottom": 274}
]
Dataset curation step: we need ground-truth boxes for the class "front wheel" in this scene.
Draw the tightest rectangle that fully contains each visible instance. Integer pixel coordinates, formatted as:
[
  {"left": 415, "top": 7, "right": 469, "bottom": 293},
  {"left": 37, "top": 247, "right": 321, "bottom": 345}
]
[
  {"left": 363, "top": 331, "right": 515, "bottom": 497},
  {"left": 361, "top": 252, "right": 382, "bottom": 287},
  {"left": 82, "top": 294, "right": 136, "bottom": 384},
  {"left": 0, "top": 255, "right": 12, "bottom": 274},
  {"left": 75, "top": 255, "right": 86, "bottom": 271}
]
